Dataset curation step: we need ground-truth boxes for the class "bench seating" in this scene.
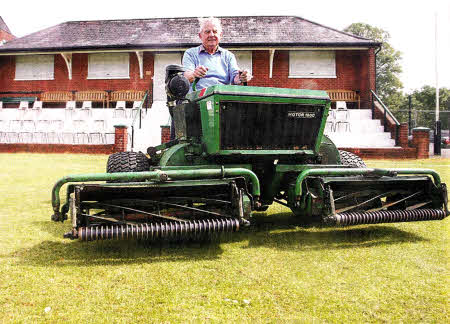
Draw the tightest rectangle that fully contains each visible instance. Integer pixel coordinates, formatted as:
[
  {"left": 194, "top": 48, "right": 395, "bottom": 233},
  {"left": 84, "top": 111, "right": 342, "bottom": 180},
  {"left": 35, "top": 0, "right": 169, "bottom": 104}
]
[
  {"left": 41, "top": 91, "right": 73, "bottom": 103},
  {"left": 0, "top": 97, "right": 37, "bottom": 105},
  {"left": 110, "top": 90, "right": 145, "bottom": 102},
  {"left": 326, "top": 90, "right": 360, "bottom": 109},
  {"left": 74, "top": 90, "right": 109, "bottom": 107}
]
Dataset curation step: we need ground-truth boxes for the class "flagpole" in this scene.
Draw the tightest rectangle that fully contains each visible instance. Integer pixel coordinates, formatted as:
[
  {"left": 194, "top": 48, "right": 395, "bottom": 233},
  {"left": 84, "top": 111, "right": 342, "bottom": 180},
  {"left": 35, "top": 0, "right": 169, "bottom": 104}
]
[{"left": 434, "top": 12, "right": 441, "bottom": 155}]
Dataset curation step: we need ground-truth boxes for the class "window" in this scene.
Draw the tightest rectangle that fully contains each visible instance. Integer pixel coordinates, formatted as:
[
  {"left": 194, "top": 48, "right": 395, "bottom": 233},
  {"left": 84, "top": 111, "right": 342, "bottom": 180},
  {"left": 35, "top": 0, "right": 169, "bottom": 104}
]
[
  {"left": 234, "top": 51, "right": 252, "bottom": 74},
  {"left": 88, "top": 53, "right": 129, "bottom": 79},
  {"left": 15, "top": 55, "right": 54, "bottom": 80},
  {"left": 289, "top": 51, "right": 336, "bottom": 78}
]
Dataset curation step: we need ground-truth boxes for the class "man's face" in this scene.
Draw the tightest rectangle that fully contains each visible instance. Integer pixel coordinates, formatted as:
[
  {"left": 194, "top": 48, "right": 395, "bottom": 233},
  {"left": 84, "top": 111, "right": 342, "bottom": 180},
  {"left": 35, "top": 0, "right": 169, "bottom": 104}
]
[{"left": 199, "top": 22, "right": 222, "bottom": 49}]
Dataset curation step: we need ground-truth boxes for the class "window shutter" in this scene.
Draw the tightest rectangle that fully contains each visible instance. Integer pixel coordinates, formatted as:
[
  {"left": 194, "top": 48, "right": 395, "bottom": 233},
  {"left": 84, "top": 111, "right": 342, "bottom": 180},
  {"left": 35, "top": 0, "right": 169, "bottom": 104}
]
[
  {"left": 88, "top": 53, "right": 130, "bottom": 79},
  {"left": 15, "top": 55, "right": 54, "bottom": 80},
  {"left": 289, "top": 51, "right": 336, "bottom": 78}
]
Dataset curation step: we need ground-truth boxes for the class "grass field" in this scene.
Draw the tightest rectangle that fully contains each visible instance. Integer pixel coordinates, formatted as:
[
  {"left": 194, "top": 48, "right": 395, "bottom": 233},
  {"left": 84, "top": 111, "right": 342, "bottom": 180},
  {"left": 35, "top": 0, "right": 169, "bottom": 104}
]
[{"left": 0, "top": 153, "right": 448, "bottom": 322}]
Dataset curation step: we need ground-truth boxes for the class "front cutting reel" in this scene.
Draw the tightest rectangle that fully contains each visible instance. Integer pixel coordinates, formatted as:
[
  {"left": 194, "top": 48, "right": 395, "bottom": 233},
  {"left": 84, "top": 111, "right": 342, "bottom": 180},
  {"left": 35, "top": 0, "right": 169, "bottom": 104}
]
[{"left": 52, "top": 168, "right": 257, "bottom": 241}]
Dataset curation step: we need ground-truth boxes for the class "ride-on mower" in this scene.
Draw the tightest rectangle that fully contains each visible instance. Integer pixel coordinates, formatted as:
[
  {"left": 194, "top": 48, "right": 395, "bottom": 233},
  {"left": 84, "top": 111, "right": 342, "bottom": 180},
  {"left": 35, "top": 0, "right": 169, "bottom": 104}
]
[{"left": 51, "top": 65, "right": 448, "bottom": 241}]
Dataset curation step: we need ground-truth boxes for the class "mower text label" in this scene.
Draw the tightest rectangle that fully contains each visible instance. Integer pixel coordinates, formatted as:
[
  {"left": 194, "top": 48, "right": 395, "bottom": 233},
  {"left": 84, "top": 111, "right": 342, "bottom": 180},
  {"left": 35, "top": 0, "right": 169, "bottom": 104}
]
[{"left": 287, "top": 111, "right": 316, "bottom": 118}]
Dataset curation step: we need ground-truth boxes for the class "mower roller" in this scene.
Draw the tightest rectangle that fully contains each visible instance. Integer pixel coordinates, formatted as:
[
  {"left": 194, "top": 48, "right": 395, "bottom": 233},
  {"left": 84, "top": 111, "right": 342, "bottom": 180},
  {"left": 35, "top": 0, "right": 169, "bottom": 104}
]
[{"left": 51, "top": 65, "right": 449, "bottom": 241}]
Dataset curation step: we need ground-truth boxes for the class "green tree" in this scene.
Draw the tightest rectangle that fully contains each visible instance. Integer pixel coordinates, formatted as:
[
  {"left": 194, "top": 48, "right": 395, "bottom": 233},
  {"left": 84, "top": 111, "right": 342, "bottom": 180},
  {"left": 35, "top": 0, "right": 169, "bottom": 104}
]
[
  {"left": 408, "top": 86, "right": 450, "bottom": 129},
  {"left": 344, "top": 23, "right": 404, "bottom": 107}
]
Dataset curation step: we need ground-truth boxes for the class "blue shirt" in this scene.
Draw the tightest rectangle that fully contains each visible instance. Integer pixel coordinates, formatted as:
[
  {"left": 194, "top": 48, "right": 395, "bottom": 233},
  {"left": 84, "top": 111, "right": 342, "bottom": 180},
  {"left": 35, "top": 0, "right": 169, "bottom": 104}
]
[{"left": 183, "top": 45, "right": 240, "bottom": 91}]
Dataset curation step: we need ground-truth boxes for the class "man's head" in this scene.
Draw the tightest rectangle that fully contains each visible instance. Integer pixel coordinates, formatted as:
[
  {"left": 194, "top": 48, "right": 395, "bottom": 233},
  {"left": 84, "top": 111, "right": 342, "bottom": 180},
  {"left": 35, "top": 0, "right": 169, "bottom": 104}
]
[{"left": 198, "top": 17, "right": 223, "bottom": 53}]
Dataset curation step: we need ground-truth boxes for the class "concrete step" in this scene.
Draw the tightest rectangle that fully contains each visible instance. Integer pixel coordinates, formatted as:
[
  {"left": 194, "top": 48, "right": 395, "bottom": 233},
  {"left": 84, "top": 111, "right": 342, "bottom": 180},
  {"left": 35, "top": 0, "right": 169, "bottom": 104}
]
[
  {"left": 328, "top": 132, "right": 396, "bottom": 148},
  {"left": 131, "top": 101, "right": 171, "bottom": 153},
  {"left": 325, "top": 108, "right": 396, "bottom": 148}
]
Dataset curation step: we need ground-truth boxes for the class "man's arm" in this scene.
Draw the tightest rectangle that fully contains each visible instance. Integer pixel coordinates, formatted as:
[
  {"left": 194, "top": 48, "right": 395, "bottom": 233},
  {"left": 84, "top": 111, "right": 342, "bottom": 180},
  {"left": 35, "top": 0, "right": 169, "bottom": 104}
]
[
  {"left": 228, "top": 51, "right": 253, "bottom": 84},
  {"left": 182, "top": 48, "right": 208, "bottom": 83},
  {"left": 184, "top": 66, "right": 209, "bottom": 83}
]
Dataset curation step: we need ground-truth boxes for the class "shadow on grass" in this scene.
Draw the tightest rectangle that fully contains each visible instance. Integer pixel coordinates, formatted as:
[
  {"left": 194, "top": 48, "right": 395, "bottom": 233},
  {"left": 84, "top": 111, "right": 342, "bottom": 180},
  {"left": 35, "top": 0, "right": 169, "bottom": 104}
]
[
  {"left": 16, "top": 213, "right": 428, "bottom": 266},
  {"left": 10, "top": 237, "right": 230, "bottom": 267},
  {"left": 245, "top": 212, "right": 428, "bottom": 251}
]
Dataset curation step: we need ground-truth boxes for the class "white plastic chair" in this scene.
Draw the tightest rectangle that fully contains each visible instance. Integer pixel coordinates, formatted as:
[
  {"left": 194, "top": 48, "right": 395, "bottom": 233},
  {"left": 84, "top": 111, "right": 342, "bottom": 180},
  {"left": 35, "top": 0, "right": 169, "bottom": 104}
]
[
  {"left": 66, "top": 101, "right": 76, "bottom": 110},
  {"left": 336, "top": 101, "right": 347, "bottom": 110},
  {"left": 90, "top": 119, "right": 107, "bottom": 144},
  {"left": 64, "top": 100, "right": 76, "bottom": 120},
  {"left": 19, "top": 120, "right": 36, "bottom": 143},
  {"left": 114, "top": 101, "right": 127, "bottom": 119},
  {"left": 129, "top": 100, "right": 144, "bottom": 119},
  {"left": 73, "top": 119, "right": 91, "bottom": 144},
  {"left": 79, "top": 101, "right": 93, "bottom": 118},
  {"left": 82, "top": 101, "right": 92, "bottom": 109},
  {"left": 334, "top": 101, "right": 350, "bottom": 132},
  {"left": 32, "top": 101, "right": 43, "bottom": 110},
  {"left": 132, "top": 101, "right": 141, "bottom": 109},
  {"left": 0, "top": 120, "right": 7, "bottom": 142},
  {"left": 19, "top": 101, "right": 29, "bottom": 110},
  {"left": 5, "top": 120, "right": 21, "bottom": 143},
  {"left": 48, "top": 120, "right": 64, "bottom": 144},
  {"left": 34, "top": 119, "right": 50, "bottom": 143},
  {"left": 325, "top": 109, "right": 336, "bottom": 133}
]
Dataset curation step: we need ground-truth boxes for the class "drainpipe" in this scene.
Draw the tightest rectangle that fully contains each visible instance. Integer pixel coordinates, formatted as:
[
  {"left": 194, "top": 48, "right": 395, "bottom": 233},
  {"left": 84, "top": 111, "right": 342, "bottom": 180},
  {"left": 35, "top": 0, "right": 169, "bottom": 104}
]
[
  {"left": 374, "top": 45, "right": 381, "bottom": 93},
  {"left": 371, "top": 45, "right": 382, "bottom": 119}
]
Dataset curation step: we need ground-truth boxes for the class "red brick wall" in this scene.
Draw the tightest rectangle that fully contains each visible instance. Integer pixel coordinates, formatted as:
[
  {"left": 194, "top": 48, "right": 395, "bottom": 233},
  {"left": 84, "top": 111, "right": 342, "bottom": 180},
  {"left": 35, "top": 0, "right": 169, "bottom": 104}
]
[
  {"left": 412, "top": 128, "right": 430, "bottom": 159},
  {"left": 398, "top": 123, "right": 408, "bottom": 148},
  {"left": 250, "top": 50, "right": 371, "bottom": 108},
  {"left": 342, "top": 147, "right": 417, "bottom": 159},
  {"left": 0, "top": 50, "right": 373, "bottom": 107},
  {"left": 161, "top": 126, "right": 170, "bottom": 144},
  {"left": 114, "top": 126, "right": 128, "bottom": 152},
  {"left": 0, "top": 52, "right": 154, "bottom": 95},
  {"left": 0, "top": 144, "right": 115, "bottom": 154},
  {"left": 343, "top": 126, "right": 430, "bottom": 160},
  {"left": 0, "top": 125, "right": 129, "bottom": 154}
]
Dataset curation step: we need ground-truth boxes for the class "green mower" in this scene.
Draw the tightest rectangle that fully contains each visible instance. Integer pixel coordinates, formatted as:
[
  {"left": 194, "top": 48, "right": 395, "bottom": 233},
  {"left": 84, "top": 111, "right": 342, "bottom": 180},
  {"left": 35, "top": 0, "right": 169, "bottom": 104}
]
[{"left": 51, "top": 65, "right": 448, "bottom": 241}]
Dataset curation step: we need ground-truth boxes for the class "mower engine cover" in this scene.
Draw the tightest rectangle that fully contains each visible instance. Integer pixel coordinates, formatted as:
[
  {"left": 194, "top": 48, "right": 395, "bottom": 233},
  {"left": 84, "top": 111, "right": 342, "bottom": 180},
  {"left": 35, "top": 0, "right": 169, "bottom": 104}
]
[{"left": 165, "top": 64, "right": 190, "bottom": 101}]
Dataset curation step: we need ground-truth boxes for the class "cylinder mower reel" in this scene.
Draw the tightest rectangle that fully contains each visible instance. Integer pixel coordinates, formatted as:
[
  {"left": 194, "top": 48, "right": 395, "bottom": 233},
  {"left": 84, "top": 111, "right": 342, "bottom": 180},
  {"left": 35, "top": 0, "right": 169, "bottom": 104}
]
[{"left": 50, "top": 73, "right": 449, "bottom": 242}]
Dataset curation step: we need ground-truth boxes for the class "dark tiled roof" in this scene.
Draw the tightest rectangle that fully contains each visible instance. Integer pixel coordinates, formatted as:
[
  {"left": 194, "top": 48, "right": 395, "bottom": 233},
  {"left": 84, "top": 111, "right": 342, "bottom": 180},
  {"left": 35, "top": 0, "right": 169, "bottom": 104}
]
[
  {"left": 0, "top": 16, "right": 379, "bottom": 53},
  {"left": 0, "top": 16, "right": 12, "bottom": 35}
]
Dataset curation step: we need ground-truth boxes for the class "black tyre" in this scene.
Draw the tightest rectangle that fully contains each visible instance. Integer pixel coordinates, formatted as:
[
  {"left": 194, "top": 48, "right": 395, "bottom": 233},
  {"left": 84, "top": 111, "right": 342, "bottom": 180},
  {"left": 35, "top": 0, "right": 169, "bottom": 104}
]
[
  {"left": 338, "top": 150, "right": 366, "bottom": 168},
  {"left": 107, "top": 151, "right": 150, "bottom": 173}
]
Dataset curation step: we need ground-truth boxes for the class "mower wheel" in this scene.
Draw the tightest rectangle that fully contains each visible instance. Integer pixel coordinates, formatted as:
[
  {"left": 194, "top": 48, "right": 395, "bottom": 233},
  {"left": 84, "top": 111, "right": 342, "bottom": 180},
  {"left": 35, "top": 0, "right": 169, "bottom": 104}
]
[
  {"left": 107, "top": 151, "right": 150, "bottom": 173},
  {"left": 338, "top": 150, "right": 366, "bottom": 168}
]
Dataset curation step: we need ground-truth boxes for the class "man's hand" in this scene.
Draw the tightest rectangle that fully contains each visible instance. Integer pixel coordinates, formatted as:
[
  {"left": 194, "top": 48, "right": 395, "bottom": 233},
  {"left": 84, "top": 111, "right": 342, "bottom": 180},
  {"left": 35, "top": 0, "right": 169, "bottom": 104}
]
[
  {"left": 193, "top": 66, "right": 208, "bottom": 78},
  {"left": 184, "top": 66, "right": 209, "bottom": 82},
  {"left": 234, "top": 70, "right": 253, "bottom": 84}
]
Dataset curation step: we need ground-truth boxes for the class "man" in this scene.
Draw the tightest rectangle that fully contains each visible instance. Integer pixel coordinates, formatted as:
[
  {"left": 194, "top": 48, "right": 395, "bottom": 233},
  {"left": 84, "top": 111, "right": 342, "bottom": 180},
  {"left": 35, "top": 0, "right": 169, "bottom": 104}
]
[
  {"left": 183, "top": 17, "right": 252, "bottom": 90},
  {"left": 170, "top": 17, "right": 252, "bottom": 139}
]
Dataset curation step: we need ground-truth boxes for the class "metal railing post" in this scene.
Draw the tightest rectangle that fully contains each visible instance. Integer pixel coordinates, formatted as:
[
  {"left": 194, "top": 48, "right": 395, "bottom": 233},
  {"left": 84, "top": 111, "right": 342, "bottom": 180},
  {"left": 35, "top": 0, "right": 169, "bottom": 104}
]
[
  {"left": 131, "top": 125, "right": 134, "bottom": 150},
  {"left": 384, "top": 106, "right": 387, "bottom": 132},
  {"left": 371, "top": 93, "right": 374, "bottom": 119},
  {"left": 408, "top": 95, "right": 412, "bottom": 135},
  {"left": 395, "top": 124, "right": 399, "bottom": 145}
]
